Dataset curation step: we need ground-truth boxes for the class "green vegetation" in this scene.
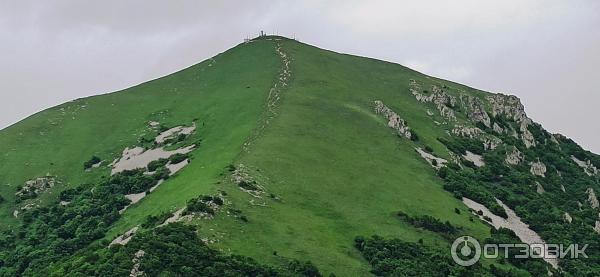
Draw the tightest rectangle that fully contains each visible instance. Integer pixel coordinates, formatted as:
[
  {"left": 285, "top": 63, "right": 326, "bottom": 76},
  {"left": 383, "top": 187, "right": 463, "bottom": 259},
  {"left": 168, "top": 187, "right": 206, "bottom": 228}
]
[
  {"left": 146, "top": 158, "right": 168, "bottom": 172},
  {"left": 354, "top": 235, "right": 521, "bottom": 276},
  {"left": 0, "top": 35, "right": 598, "bottom": 275},
  {"left": 0, "top": 178, "right": 129, "bottom": 275},
  {"left": 396, "top": 211, "right": 459, "bottom": 236},
  {"left": 168, "top": 153, "right": 188, "bottom": 164},
  {"left": 83, "top": 155, "right": 101, "bottom": 170},
  {"left": 184, "top": 194, "right": 223, "bottom": 215},
  {"left": 50, "top": 223, "right": 323, "bottom": 276}
]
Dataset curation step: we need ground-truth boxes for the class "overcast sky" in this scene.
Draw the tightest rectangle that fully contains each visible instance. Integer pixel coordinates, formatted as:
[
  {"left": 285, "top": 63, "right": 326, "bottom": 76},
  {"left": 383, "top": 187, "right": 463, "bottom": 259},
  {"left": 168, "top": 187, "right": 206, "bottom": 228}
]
[{"left": 1, "top": 0, "right": 599, "bottom": 153}]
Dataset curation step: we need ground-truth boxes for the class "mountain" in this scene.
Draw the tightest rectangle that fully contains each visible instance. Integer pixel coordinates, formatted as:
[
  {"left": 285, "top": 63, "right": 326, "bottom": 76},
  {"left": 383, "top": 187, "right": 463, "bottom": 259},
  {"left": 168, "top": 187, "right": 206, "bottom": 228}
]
[{"left": 1, "top": 35, "right": 599, "bottom": 276}]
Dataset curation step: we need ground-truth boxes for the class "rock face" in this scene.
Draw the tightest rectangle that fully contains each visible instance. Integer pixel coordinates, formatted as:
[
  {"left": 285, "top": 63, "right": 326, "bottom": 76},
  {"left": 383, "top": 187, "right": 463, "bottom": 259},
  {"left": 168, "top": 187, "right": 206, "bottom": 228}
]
[
  {"left": 409, "top": 81, "right": 456, "bottom": 121},
  {"left": 505, "top": 147, "right": 524, "bottom": 165},
  {"left": 487, "top": 94, "right": 536, "bottom": 148},
  {"left": 451, "top": 125, "right": 483, "bottom": 138},
  {"left": 374, "top": 100, "right": 412, "bottom": 139},
  {"left": 462, "top": 95, "right": 491, "bottom": 127},
  {"left": 587, "top": 188, "right": 599, "bottom": 209},
  {"left": 415, "top": 148, "right": 447, "bottom": 170},
  {"left": 529, "top": 160, "right": 547, "bottom": 177},
  {"left": 487, "top": 94, "right": 528, "bottom": 122},
  {"left": 571, "top": 156, "right": 599, "bottom": 176}
]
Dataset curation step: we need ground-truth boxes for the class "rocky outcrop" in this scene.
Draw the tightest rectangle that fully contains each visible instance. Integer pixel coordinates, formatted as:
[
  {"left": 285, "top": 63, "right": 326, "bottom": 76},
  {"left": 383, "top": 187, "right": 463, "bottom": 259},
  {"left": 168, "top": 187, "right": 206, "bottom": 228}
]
[
  {"left": 505, "top": 147, "right": 523, "bottom": 165},
  {"left": 231, "top": 164, "right": 265, "bottom": 198},
  {"left": 487, "top": 94, "right": 536, "bottom": 148},
  {"left": 374, "top": 100, "right": 412, "bottom": 139},
  {"left": 492, "top": 122, "right": 504, "bottom": 134},
  {"left": 130, "top": 250, "right": 145, "bottom": 277},
  {"left": 15, "top": 176, "right": 58, "bottom": 198},
  {"left": 415, "top": 148, "right": 447, "bottom": 170},
  {"left": 451, "top": 125, "right": 483, "bottom": 138},
  {"left": 487, "top": 94, "right": 528, "bottom": 122},
  {"left": 529, "top": 159, "right": 547, "bottom": 177},
  {"left": 564, "top": 212, "right": 572, "bottom": 223},
  {"left": 409, "top": 81, "right": 456, "bottom": 121},
  {"left": 463, "top": 151, "right": 485, "bottom": 167},
  {"left": 571, "top": 156, "right": 599, "bottom": 176},
  {"left": 587, "top": 188, "right": 599, "bottom": 209},
  {"left": 461, "top": 95, "right": 491, "bottom": 127},
  {"left": 448, "top": 152, "right": 463, "bottom": 168},
  {"left": 595, "top": 220, "right": 600, "bottom": 235},
  {"left": 520, "top": 120, "right": 536, "bottom": 148},
  {"left": 483, "top": 137, "right": 501, "bottom": 150}
]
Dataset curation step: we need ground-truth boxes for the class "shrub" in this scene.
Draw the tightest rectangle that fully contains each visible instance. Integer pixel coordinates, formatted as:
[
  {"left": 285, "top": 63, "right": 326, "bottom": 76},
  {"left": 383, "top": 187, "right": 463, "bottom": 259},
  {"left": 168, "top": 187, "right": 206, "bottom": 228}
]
[
  {"left": 288, "top": 260, "right": 322, "bottom": 277},
  {"left": 238, "top": 180, "right": 258, "bottom": 191},
  {"left": 83, "top": 156, "right": 101, "bottom": 169},
  {"left": 438, "top": 167, "right": 448, "bottom": 179},
  {"left": 147, "top": 158, "right": 168, "bottom": 172},
  {"left": 169, "top": 153, "right": 188, "bottom": 164},
  {"left": 186, "top": 195, "right": 215, "bottom": 215},
  {"left": 186, "top": 201, "right": 214, "bottom": 215},
  {"left": 397, "top": 211, "right": 459, "bottom": 235},
  {"left": 152, "top": 167, "right": 171, "bottom": 181},
  {"left": 108, "top": 169, "right": 158, "bottom": 194},
  {"left": 142, "top": 211, "right": 172, "bottom": 228}
]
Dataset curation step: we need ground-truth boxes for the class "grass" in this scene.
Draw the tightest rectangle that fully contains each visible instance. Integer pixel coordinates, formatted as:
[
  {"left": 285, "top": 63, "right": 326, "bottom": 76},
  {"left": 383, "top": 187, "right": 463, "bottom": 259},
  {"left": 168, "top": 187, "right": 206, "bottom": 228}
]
[
  {"left": 0, "top": 39, "right": 280, "bottom": 229},
  {"left": 196, "top": 39, "right": 493, "bottom": 275},
  {"left": 0, "top": 37, "right": 501, "bottom": 275}
]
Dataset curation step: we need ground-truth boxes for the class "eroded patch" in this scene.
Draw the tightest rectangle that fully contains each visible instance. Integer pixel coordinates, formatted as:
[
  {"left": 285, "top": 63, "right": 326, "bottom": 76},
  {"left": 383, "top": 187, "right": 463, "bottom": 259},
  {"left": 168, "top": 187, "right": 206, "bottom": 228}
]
[{"left": 462, "top": 197, "right": 558, "bottom": 268}]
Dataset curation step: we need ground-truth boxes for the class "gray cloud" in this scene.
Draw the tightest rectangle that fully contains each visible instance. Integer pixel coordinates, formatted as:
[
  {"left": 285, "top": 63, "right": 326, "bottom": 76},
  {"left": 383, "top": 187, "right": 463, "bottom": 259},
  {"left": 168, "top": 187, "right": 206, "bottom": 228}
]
[{"left": 1, "top": 0, "right": 599, "bottom": 153}]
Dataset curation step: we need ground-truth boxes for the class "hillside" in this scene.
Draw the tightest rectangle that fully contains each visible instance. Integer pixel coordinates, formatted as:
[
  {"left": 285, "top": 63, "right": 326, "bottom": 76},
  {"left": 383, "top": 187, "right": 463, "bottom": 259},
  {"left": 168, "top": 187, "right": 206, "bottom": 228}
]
[{"left": 1, "top": 36, "right": 600, "bottom": 276}]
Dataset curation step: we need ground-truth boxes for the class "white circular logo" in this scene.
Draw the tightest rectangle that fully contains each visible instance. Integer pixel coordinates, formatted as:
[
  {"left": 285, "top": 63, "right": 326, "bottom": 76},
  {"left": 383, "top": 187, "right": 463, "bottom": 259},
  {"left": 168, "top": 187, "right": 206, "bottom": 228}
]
[{"left": 451, "top": 236, "right": 481, "bottom": 266}]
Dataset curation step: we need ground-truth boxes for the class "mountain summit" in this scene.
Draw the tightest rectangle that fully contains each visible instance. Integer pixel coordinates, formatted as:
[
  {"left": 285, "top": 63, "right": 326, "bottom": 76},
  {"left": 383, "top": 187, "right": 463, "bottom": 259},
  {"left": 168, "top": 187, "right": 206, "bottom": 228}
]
[{"left": 1, "top": 36, "right": 599, "bottom": 276}]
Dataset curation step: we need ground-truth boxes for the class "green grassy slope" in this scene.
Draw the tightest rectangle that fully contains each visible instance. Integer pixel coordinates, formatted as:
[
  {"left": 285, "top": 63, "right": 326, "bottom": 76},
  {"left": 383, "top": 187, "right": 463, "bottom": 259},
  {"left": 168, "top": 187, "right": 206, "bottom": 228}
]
[
  {"left": 0, "top": 39, "right": 281, "bottom": 228},
  {"left": 194, "top": 40, "right": 493, "bottom": 275},
  {"left": 1, "top": 37, "right": 520, "bottom": 275}
]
